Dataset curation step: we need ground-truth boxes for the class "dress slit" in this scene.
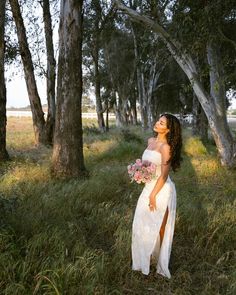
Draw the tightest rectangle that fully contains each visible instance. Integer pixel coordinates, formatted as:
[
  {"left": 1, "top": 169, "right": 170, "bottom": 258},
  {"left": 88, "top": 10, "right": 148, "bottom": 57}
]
[
  {"left": 151, "top": 205, "right": 169, "bottom": 263},
  {"left": 131, "top": 149, "right": 176, "bottom": 278}
]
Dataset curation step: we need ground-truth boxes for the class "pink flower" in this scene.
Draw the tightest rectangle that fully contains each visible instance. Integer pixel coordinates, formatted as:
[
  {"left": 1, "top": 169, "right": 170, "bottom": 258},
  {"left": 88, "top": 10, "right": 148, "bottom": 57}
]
[{"left": 127, "top": 159, "right": 156, "bottom": 184}]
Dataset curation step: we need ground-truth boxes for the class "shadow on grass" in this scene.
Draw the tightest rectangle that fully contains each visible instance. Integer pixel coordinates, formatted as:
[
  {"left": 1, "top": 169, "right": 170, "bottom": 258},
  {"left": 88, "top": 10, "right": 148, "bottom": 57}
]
[{"left": 0, "top": 129, "right": 235, "bottom": 294}]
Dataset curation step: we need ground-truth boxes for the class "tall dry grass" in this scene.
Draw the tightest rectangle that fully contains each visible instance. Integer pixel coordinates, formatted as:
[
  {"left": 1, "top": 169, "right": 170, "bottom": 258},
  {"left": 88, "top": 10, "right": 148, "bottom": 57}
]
[{"left": 0, "top": 117, "right": 235, "bottom": 294}]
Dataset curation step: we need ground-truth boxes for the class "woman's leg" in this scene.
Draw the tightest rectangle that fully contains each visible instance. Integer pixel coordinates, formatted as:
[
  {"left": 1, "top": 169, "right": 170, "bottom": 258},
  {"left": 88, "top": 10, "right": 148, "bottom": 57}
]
[{"left": 160, "top": 207, "right": 169, "bottom": 246}]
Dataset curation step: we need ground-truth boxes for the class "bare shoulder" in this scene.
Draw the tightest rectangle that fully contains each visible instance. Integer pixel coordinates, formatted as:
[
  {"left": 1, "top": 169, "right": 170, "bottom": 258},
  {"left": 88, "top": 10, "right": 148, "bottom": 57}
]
[{"left": 160, "top": 143, "right": 171, "bottom": 155}]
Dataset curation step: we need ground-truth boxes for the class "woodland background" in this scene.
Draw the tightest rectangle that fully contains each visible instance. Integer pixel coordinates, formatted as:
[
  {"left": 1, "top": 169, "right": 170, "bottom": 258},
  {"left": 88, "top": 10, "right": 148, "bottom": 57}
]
[{"left": 0, "top": 0, "right": 236, "bottom": 294}]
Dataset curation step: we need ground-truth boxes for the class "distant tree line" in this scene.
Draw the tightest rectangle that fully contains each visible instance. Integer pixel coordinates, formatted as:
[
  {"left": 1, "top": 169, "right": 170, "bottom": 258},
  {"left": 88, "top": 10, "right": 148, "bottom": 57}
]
[{"left": 0, "top": 0, "right": 236, "bottom": 175}]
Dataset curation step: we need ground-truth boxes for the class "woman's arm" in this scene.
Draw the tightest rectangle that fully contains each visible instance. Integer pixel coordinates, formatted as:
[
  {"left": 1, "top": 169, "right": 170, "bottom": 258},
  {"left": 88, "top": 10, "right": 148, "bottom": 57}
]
[{"left": 149, "top": 144, "right": 171, "bottom": 212}]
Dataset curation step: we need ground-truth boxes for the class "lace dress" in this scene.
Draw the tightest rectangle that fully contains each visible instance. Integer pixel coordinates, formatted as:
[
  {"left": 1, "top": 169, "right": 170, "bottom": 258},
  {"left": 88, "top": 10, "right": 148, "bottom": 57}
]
[{"left": 132, "top": 149, "right": 176, "bottom": 278}]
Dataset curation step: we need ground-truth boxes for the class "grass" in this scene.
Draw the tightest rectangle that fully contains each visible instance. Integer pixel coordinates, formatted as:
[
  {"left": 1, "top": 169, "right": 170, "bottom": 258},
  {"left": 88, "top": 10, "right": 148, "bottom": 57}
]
[{"left": 0, "top": 117, "right": 235, "bottom": 294}]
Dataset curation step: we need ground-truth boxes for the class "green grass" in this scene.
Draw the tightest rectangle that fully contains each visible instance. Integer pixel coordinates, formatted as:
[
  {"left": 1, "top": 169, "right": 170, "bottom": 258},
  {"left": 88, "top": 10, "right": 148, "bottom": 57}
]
[{"left": 0, "top": 118, "right": 235, "bottom": 294}]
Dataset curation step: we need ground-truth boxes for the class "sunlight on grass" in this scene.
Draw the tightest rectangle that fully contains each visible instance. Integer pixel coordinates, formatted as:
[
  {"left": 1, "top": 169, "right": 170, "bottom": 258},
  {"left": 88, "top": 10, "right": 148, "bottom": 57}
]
[
  {"left": 84, "top": 139, "right": 116, "bottom": 158},
  {"left": 190, "top": 157, "right": 221, "bottom": 178},
  {"left": 7, "top": 117, "right": 35, "bottom": 150},
  {"left": 0, "top": 117, "right": 235, "bottom": 294},
  {"left": 0, "top": 163, "right": 51, "bottom": 196},
  {"left": 184, "top": 136, "right": 208, "bottom": 156}
]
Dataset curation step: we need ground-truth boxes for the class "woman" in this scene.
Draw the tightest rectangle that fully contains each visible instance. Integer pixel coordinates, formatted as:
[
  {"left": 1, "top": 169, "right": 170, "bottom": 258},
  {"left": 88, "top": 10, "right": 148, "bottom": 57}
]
[{"left": 132, "top": 113, "right": 182, "bottom": 278}]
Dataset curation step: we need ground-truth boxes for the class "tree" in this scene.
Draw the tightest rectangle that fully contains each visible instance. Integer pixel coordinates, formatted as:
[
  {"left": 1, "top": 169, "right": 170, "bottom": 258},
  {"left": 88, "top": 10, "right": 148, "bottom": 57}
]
[
  {"left": 52, "top": 0, "right": 86, "bottom": 177},
  {"left": 40, "top": 0, "right": 56, "bottom": 143},
  {"left": 9, "top": 0, "right": 46, "bottom": 144},
  {"left": 104, "top": 27, "right": 137, "bottom": 126},
  {"left": 115, "top": 0, "right": 236, "bottom": 168},
  {"left": 0, "top": 0, "right": 9, "bottom": 161},
  {"left": 83, "top": 0, "right": 114, "bottom": 131},
  {"left": 9, "top": 0, "right": 57, "bottom": 145},
  {"left": 128, "top": 0, "right": 172, "bottom": 129}
]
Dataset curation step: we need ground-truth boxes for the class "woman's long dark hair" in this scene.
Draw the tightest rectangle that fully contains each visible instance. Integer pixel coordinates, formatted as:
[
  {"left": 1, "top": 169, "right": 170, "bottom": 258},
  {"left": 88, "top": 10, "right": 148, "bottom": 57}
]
[{"left": 161, "top": 113, "right": 182, "bottom": 172}]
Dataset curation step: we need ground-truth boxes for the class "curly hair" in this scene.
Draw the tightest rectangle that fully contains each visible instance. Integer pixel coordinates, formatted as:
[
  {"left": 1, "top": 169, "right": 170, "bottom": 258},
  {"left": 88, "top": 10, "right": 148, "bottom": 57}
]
[{"left": 160, "top": 113, "right": 182, "bottom": 172}]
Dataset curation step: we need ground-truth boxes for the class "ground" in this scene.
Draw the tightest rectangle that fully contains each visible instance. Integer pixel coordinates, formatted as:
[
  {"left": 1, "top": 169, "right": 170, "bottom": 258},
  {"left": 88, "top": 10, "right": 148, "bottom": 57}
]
[{"left": 0, "top": 117, "right": 235, "bottom": 294}]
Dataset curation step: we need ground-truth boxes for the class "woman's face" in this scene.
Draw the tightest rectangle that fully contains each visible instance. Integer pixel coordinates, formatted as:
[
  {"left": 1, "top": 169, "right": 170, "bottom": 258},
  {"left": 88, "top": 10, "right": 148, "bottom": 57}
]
[{"left": 153, "top": 116, "right": 169, "bottom": 135}]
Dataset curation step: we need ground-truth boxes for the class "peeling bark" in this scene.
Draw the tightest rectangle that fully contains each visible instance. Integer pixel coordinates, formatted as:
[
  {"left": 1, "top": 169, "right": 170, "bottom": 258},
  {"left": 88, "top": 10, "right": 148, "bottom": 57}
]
[
  {"left": 52, "top": 0, "right": 86, "bottom": 177},
  {"left": 0, "top": 0, "right": 9, "bottom": 161}
]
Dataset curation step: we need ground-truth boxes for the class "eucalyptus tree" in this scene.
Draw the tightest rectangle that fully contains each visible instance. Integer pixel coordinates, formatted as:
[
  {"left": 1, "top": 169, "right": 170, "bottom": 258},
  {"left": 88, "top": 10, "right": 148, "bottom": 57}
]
[
  {"left": 169, "top": 0, "right": 236, "bottom": 140},
  {"left": 115, "top": 0, "right": 236, "bottom": 168},
  {"left": 129, "top": 0, "right": 174, "bottom": 129},
  {"left": 128, "top": 0, "right": 206, "bottom": 134},
  {"left": 83, "top": 0, "right": 115, "bottom": 131},
  {"left": 52, "top": 0, "right": 86, "bottom": 177},
  {"left": 103, "top": 25, "right": 137, "bottom": 127},
  {"left": 39, "top": 0, "right": 56, "bottom": 143},
  {"left": 105, "top": 1, "right": 188, "bottom": 129},
  {"left": 0, "top": 0, "right": 9, "bottom": 161},
  {"left": 130, "top": 21, "right": 148, "bottom": 128},
  {"left": 8, "top": 0, "right": 57, "bottom": 145},
  {"left": 95, "top": 61, "right": 119, "bottom": 130},
  {"left": 9, "top": 0, "right": 46, "bottom": 144},
  {"left": 152, "top": 58, "right": 192, "bottom": 119},
  {"left": 192, "top": 94, "right": 208, "bottom": 140},
  {"left": 134, "top": 31, "right": 171, "bottom": 128}
]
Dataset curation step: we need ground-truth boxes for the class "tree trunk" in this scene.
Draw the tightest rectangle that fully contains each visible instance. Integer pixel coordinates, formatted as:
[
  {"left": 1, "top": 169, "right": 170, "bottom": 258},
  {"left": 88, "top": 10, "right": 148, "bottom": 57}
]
[
  {"left": 105, "top": 107, "right": 109, "bottom": 131},
  {"left": 41, "top": 0, "right": 56, "bottom": 144},
  {"left": 104, "top": 45, "right": 127, "bottom": 128},
  {"left": 9, "top": 0, "right": 47, "bottom": 145},
  {"left": 206, "top": 40, "right": 235, "bottom": 163},
  {"left": 114, "top": 93, "right": 123, "bottom": 127},
  {"left": 139, "top": 71, "right": 148, "bottom": 128},
  {"left": 130, "top": 24, "right": 148, "bottom": 128},
  {"left": 130, "top": 93, "right": 138, "bottom": 125},
  {"left": 115, "top": 1, "right": 236, "bottom": 167},
  {"left": 52, "top": 0, "right": 86, "bottom": 177},
  {"left": 0, "top": 0, "right": 9, "bottom": 161},
  {"left": 192, "top": 93, "right": 208, "bottom": 141},
  {"left": 93, "top": 40, "right": 105, "bottom": 131},
  {"left": 146, "top": 60, "right": 161, "bottom": 128},
  {"left": 89, "top": 0, "right": 113, "bottom": 131},
  {"left": 146, "top": 64, "right": 155, "bottom": 129}
]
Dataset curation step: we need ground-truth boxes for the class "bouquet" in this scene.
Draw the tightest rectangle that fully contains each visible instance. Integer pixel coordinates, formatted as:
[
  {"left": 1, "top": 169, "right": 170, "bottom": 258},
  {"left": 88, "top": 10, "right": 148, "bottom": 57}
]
[{"left": 127, "top": 159, "right": 156, "bottom": 184}]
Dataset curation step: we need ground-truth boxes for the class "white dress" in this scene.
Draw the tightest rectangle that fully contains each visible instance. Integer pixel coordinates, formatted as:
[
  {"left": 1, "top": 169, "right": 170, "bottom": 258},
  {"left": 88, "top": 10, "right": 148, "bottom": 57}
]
[{"left": 132, "top": 149, "right": 176, "bottom": 278}]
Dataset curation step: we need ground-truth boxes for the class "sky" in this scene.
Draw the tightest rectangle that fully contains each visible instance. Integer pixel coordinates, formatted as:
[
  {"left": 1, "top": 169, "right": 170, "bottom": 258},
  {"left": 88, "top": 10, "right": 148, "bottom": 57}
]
[
  {"left": 6, "top": 76, "right": 47, "bottom": 108},
  {"left": 5, "top": 0, "right": 58, "bottom": 109}
]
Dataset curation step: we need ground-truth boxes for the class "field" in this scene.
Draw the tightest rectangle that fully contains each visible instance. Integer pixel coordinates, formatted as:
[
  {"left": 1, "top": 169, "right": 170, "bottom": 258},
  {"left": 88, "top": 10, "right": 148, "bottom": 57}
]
[{"left": 0, "top": 117, "right": 235, "bottom": 294}]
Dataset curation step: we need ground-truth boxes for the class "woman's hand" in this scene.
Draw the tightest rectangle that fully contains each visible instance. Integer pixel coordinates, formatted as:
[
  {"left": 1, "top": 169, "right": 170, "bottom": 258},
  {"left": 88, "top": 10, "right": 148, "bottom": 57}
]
[{"left": 148, "top": 194, "right": 157, "bottom": 212}]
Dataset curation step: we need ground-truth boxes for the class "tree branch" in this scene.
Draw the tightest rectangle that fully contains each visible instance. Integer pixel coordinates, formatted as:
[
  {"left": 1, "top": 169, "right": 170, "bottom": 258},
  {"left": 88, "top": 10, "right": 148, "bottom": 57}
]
[
  {"left": 114, "top": 0, "right": 197, "bottom": 74},
  {"left": 218, "top": 28, "right": 236, "bottom": 52},
  {"left": 114, "top": 0, "right": 212, "bottom": 115}
]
